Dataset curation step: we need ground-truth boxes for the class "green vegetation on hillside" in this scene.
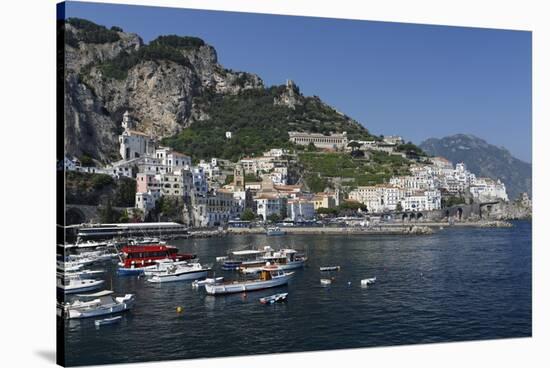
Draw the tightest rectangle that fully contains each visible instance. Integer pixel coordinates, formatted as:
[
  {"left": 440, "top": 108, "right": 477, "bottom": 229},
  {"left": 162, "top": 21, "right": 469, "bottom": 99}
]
[
  {"left": 299, "top": 151, "right": 411, "bottom": 189},
  {"left": 66, "top": 18, "right": 121, "bottom": 45},
  {"left": 163, "top": 87, "right": 378, "bottom": 161},
  {"left": 65, "top": 172, "right": 136, "bottom": 207}
]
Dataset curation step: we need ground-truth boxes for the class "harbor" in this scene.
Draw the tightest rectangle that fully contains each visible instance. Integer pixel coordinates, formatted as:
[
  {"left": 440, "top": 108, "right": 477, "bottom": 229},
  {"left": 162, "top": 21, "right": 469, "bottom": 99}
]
[{"left": 60, "top": 221, "right": 531, "bottom": 366}]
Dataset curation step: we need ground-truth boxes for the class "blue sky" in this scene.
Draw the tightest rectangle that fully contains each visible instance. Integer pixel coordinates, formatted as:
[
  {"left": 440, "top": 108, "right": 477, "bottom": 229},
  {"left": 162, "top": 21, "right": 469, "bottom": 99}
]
[{"left": 64, "top": 1, "right": 532, "bottom": 162}]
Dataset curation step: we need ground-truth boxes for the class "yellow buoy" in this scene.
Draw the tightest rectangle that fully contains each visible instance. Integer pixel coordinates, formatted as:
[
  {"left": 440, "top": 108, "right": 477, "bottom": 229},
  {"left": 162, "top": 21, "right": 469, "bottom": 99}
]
[{"left": 176, "top": 306, "right": 184, "bottom": 313}]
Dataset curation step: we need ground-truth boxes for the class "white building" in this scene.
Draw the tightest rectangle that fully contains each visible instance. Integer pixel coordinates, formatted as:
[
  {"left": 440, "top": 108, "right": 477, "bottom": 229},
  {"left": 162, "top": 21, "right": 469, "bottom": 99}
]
[
  {"left": 119, "top": 111, "right": 156, "bottom": 160},
  {"left": 254, "top": 195, "right": 287, "bottom": 221},
  {"left": 469, "top": 178, "right": 508, "bottom": 202},
  {"left": 288, "top": 131, "right": 348, "bottom": 150},
  {"left": 287, "top": 199, "right": 315, "bottom": 221}
]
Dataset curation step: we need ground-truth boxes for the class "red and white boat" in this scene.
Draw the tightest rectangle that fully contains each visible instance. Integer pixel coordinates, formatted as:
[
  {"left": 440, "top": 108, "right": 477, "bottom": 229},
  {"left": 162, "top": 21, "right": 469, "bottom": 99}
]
[{"left": 117, "top": 245, "right": 195, "bottom": 275}]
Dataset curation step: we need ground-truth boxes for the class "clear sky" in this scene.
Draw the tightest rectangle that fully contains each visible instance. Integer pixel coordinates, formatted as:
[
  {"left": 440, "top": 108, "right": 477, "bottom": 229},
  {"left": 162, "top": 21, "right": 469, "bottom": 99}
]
[{"left": 64, "top": 1, "right": 532, "bottom": 162}]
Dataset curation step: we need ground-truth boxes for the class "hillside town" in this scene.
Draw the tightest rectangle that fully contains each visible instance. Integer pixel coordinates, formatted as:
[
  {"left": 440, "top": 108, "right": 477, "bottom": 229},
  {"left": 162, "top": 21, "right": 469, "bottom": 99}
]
[{"left": 64, "top": 111, "right": 512, "bottom": 227}]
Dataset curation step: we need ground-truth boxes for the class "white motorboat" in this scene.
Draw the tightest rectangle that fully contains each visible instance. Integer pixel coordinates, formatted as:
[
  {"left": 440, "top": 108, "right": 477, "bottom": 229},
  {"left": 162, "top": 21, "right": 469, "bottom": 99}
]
[
  {"left": 320, "top": 266, "right": 340, "bottom": 272},
  {"left": 61, "top": 290, "right": 135, "bottom": 319},
  {"left": 142, "top": 259, "right": 191, "bottom": 276},
  {"left": 57, "top": 276, "right": 104, "bottom": 294},
  {"left": 361, "top": 277, "right": 377, "bottom": 286},
  {"left": 147, "top": 262, "right": 211, "bottom": 283},
  {"left": 266, "top": 227, "right": 285, "bottom": 236},
  {"left": 192, "top": 277, "right": 224, "bottom": 288},
  {"left": 262, "top": 248, "right": 307, "bottom": 270},
  {"left": 56, "top": 261, "right": 84, "bottom": 272},
  {"left": 320, "top": 278, "right": 332, "bottom": 286},
  {"left": 58, "top": 269, "right": 104, "bottom": 279},
  {"left": 205, "top": 265, "right": 294, "bottom": 295},
  {"left": 220, "top": 246, "right": 274, "bottom": 270},
  {"left": 75, "top": 240, "right": 111, "bottom": 249}
]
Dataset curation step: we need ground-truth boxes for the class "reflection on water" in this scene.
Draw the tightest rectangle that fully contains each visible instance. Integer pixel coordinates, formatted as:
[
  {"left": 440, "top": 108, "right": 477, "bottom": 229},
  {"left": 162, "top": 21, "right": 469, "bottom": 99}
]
[{"left": 64, "top": 221, "right": 532, "bottom": 366}]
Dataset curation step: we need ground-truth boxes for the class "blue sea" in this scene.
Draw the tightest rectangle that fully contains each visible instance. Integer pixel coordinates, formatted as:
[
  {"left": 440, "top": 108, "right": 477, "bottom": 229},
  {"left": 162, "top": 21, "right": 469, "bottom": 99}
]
[{"left": 62, "top": 221, "right": 532, "bottom": 366}]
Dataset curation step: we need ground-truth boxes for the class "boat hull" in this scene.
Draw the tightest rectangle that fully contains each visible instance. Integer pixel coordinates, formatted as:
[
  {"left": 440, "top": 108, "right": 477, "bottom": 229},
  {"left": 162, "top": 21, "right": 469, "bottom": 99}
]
[
  {"left": 117, "top": 267, "right": 145, "bottom": 276},
  {"left": 58, "top": 280, "right": 105, "bottom": 294},
  {"left": 205, "top": 273, "right": 293, "bottom": 295},
  {"left": 147, "top": 270, "right": 209, "bottom": 283}
]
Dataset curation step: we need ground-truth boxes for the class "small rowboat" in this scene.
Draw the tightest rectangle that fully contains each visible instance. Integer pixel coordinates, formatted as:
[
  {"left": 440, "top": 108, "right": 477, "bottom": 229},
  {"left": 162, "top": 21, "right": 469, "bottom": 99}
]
[
  {"left": 320, "top": 266, "right": 340, "bottom": 272},
  {"left": 320, "top": 278, "right": 332, "bottom": 286},
  {"left": 94, "top": 316, "right": 122, "bottom": 327},
  {"left": 361, "top": 277, "right": 377, "bottom": 286},
  {"left": 259, "top": 293, "right": 288, "bottom": 304}
]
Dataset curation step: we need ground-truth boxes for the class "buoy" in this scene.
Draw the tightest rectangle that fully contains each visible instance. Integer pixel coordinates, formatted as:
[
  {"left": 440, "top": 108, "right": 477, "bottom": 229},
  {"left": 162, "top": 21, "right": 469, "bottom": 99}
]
[{"left": 176, "top": 306, "right": 184, "bottom": 313}]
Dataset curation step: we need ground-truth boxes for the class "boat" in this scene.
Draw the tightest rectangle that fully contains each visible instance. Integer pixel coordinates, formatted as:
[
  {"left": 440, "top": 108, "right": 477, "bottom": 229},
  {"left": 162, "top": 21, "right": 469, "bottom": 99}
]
[
  {"left": 147, "top": 262, "right": 211, "bottom": 283},
  {"left": 127, "top": 237, "right": 166, "bottom": 246},
  {"left": 74, "top": 240, "right": 112, "bottom": 249},
  {"left": 94, "top": 316, "right": 122, "bottom": 327},
  {"left": 56, "top": 261, "right": 84, "bottom": 272},
  {"left": 142, "top": 259, "right": 190, "bottom": 276},
  {"left": 361, "top": 277, "right": 376, "bottom": 286},
  {"left": 117, "top": 244, "right": 195, "bottom": 275},
  {"left": 57, "top": 275, "right": 104, "bottom": 294},
  {"left": 192, "top": 277, "right": 224, "bottom": 288},
  {"left": 220, "top": 246, "right": 274, "bottom": 270},
  {"left": 266, "top": 227, "right": 285, "bottom": 236},
  {"left": 261, "top": 248, "right": 307, "bottom": 270},
  {"left": 58, "top": 269, "right": 104, "bottom": 279},
  {"left": 320, "top": 278, "right": 332, "bottom": 286},
  {"left": 205, "top": 265, "right": 294, "bottom": 295},
  {"left": 238, "top": 248, "right": 307, "bottom": 274},
  {"left": 259, "top": 292, "right": 288, "bottom": 304},
  {"left": 320, "top": 266, "right": 340, "bottom": 272},
  {"left": 61, "top": 290, "right": 135, "bottom": 319}
]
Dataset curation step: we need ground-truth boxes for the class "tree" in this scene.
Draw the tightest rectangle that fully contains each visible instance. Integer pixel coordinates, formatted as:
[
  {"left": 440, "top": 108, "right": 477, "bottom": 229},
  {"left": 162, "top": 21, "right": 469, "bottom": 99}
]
[
  {"left": 347, "top": 141, "right": 361, "bottom": 152},
  {"left": 267, "top": 213, "right": 281, "bottom": 223},
  {"left": 395, "top": 202, "right": 403, "bottom": 212},
  {"left": 241, "top": 208, "right": 256, "bottom": 221},
  {"left": 307, "top": 142, "right": 317, "bottom": 152},
  {"left": 316, "top": 207, "right": 338, "bottom": 217}
]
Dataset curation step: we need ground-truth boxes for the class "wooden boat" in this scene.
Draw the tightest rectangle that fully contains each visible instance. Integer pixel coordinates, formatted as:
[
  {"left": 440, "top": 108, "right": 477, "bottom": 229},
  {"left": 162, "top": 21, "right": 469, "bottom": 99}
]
[
  {"left": 205, "top": 265, "right": 294, "bottom": 295},
  {"left": 320, "top": 266, "right": 340, "bottom": 272},
  {"left": 259, "top": 292, "right": 288, "bottom": 304},
  {"left": 94, "top": 316, "right": 122, "bottom": 327},
  {"left": 61, "top": 290, "right": 135, "bottom": 319},
  {"left": 147, "top": 263, "right": 211, "bottom": 283}
]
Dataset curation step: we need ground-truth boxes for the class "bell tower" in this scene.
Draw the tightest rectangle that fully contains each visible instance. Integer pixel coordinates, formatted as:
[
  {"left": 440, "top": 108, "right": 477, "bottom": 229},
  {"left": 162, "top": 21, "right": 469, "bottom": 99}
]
[{"left": 233, "top": 163, "right": 245, "bottom": 191}]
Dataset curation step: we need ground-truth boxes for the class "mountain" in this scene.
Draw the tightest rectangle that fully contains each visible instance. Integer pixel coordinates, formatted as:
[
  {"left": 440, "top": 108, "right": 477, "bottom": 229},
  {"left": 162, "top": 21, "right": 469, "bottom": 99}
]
[
  {"left": 419, "top": 134, "right": 531, "bottom": 200},
  {"left": 61, "top": 18, "right": 377, "bottom": 163}
]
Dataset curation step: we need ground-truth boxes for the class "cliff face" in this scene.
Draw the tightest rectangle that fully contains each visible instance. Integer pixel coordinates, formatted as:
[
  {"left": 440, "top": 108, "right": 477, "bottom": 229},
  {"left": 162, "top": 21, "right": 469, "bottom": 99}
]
[
  {"left": 63, "top": 20, "right": 263, "bottom": 163},
  {"left": 420, "top": 134, "right": 532, "bottom": 200}
]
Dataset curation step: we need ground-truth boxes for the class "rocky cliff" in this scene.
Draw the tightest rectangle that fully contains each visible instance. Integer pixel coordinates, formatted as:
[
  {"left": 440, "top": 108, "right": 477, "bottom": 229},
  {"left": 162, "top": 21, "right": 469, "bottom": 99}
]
[
  {"left": 62, "top": 18, "right": 372, "bottom": 163},
  {"left": 63, "top": 19, "right": 264, "bottom": 163}
]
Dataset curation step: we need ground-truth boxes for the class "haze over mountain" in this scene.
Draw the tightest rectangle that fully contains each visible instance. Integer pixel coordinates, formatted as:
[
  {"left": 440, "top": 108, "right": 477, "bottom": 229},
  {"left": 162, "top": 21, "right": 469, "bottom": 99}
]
[{"left": 420, "top": 134, "right": 531, "bottom": 200}]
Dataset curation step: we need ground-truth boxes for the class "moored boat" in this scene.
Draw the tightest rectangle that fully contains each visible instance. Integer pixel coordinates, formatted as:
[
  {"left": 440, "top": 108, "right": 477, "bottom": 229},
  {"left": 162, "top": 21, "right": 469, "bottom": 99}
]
[
  {"left": 259, "top": 292, "right": 288, "bottom": 304},
  {"left": 117, "top": 244, "right": 195, "bottom": 275},
  {"left": 361, "top": 277, "right": 376, "bottom": 286},
  {"left": 192, "top": 277, "right": 224, "bottom": 288},
  {"left": 220, "top": 246, "right": 274, "bottom": 270},
  {"left": 266, "top": 227, "right": 285, "bottom": 236},
  {"left": 94, "top": 316, "right": 122, "bottom": 327},
  {"left": 205, "top": 265, "right": 293, "bottom": 295},
  {"left": 147, "top": 262, "right": 211, "bottom": 283},
  {"left": 320, "top": 266, "right": 340, "bottom": 272},
  {"left": 61, "top": 290, "right": 135, "bottom": 319},
  {"left": 57, "top": 275, "right": 104, "bottom": 294}
]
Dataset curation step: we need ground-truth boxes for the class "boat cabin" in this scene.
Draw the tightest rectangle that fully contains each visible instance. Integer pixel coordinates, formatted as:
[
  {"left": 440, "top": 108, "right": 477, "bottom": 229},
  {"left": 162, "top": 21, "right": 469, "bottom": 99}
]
[{"left": 259, "top": 266, "right": 284, "bottom": 280}]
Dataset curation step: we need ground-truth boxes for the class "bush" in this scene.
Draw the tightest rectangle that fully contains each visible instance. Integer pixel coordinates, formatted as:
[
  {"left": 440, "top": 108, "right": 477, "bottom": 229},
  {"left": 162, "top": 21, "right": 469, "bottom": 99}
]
[
  {"left": 66, "top": 18, "right": 120, "bottom": 44},
  {"left": 241, "top": 209, "right": 256, "bottom": 221},
  {"left": 91, "top": 174, "right": 114, "bottom": 190}
]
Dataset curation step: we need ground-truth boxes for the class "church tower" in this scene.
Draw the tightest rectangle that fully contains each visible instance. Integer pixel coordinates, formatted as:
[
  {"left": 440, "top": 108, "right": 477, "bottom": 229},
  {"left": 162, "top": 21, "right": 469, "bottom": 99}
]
[
  {"left": 233, "top": 163, "right": 245, "bottom": 191},
  {"left": 121, "top": 110, "right": 133, "bottom": 131}
]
